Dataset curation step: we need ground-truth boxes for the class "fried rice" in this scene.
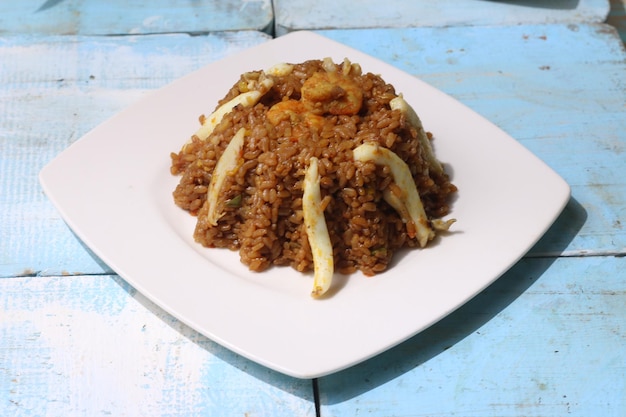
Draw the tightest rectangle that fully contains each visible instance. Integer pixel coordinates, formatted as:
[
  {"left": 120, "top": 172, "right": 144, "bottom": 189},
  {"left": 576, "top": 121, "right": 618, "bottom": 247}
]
[{"left": 170, "top": 58, "right": 457, "bottom": 281}]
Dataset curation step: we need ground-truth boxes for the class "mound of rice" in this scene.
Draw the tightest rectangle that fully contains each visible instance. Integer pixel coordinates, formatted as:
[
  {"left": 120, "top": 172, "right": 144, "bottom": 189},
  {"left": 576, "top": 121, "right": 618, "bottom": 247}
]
[{"left": 170, "top": 58, "right": 456, "bottom": 277}]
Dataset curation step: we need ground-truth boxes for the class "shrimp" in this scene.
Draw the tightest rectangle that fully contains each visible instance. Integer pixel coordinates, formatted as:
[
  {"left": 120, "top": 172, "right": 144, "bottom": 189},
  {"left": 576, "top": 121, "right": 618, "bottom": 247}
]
[
  {"left": 266, "top": 99, "right": 324, "bottom": 130},
  {"left": 266, "top": 100, "right": 307, "bottom": 125},
  {"left": 301, "top": 71, "right": 363, "bottom": 116}
]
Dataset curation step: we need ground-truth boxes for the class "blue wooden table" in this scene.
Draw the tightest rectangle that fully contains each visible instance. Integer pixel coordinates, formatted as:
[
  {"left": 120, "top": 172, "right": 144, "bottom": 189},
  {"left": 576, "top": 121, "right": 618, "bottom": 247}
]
[{"left": 2, "top": 1, "right": 625, "bottom": 416}]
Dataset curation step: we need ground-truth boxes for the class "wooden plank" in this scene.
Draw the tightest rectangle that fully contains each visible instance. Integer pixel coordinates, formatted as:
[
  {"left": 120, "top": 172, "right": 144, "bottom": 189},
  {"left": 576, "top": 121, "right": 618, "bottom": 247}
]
[
  {"left": 316, "top": 23, "right": 626, "bottom": 257},
  {"left": 0, "top": 19, "right": 623, "bottom": 417},
  {"left": 0, "top": 0, "right": 273, "bottom": 35},
  {"left": 317, "top": 255, "right": 626, "bottom": 417},
  {"left": 0, "top": 274, "right": 316, "bottom": 416},
  {"left": 0, "top": 32, "right": 271, "bottom": 278},
  {"left": 274, "top": 0, "right": 610, "bottom": 35}
]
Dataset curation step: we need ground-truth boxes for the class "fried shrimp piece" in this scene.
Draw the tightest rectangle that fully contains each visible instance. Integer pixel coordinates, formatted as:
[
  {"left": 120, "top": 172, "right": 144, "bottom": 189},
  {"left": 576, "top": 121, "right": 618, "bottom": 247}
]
[
  {"left": 266, "top": 58, "right": 363, "bottom": 131},
  {"left": 266, "top": 100, "right": 305, "bottom": 125},
  {"left": 301, "top": 71, "right": 363, "bottom": 116},
  {"left": 266, "top": 100, "right": 325, "bottom": 130}
]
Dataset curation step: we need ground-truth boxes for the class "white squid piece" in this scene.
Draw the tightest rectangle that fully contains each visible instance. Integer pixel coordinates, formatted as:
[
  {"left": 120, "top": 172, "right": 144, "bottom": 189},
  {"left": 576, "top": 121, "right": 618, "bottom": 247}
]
[
  {"left": 205, "top": 127, "right": 246, "bottom": 226},
  {"left": 184, "top": 78, "right": 274, "bottom": 149},
  {"left": 303, "top": 157, "right": 334, "bottom": 298},
  {"left": 390, "top": 96, "right": 444, "bottom": 176},
  {"left": 353, "top": 142, "right": 434, "bottom": 247}
]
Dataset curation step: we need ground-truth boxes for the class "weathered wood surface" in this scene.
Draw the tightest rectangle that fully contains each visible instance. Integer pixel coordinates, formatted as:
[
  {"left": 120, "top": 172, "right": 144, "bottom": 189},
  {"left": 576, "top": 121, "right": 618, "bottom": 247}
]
[
  {"left": 0, "top": 0, "right": 274, "bottom": 35},
  {"left": 1, "top": 6, "right": 625, "bottom": 416},
  {"left": 274, "top": 0, "right": 610, "bottom": 35},
  {"left": 318, "top": 256, "right": 626, "bottom": 416},
  {"left": 0, "top": 275, "right": 316, "bottom": 416}
]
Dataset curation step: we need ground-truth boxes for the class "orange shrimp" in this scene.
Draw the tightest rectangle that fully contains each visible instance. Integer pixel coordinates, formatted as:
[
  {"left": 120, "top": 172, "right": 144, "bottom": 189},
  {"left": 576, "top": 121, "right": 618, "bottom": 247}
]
[
  {"left": 301, "top": 71, "right": 363, "bottom": 116},
  {"left": 266, "top": 99, "right": 324, "bottom": 130}
]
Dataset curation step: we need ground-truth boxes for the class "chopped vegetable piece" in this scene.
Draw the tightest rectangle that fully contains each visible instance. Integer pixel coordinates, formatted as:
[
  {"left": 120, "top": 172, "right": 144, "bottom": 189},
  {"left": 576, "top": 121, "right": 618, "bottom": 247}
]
[
  {"left": 206, "top": 128, "right": 246, "bottom": 226},
  {"left": 353, "top": 143, "right": 434, "bottom": 247},
  {"left": 303, "top": 157, "right": 334, "bottom": 297},
  {"left": 225, "top": 194, "right": 242, "bottom": 208}
]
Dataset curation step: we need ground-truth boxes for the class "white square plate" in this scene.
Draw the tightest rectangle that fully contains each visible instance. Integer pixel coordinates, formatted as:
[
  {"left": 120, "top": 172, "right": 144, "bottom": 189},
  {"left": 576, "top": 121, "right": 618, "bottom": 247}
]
[{"left": 39, "top": 31, "right": 570, "bottom": 378}]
